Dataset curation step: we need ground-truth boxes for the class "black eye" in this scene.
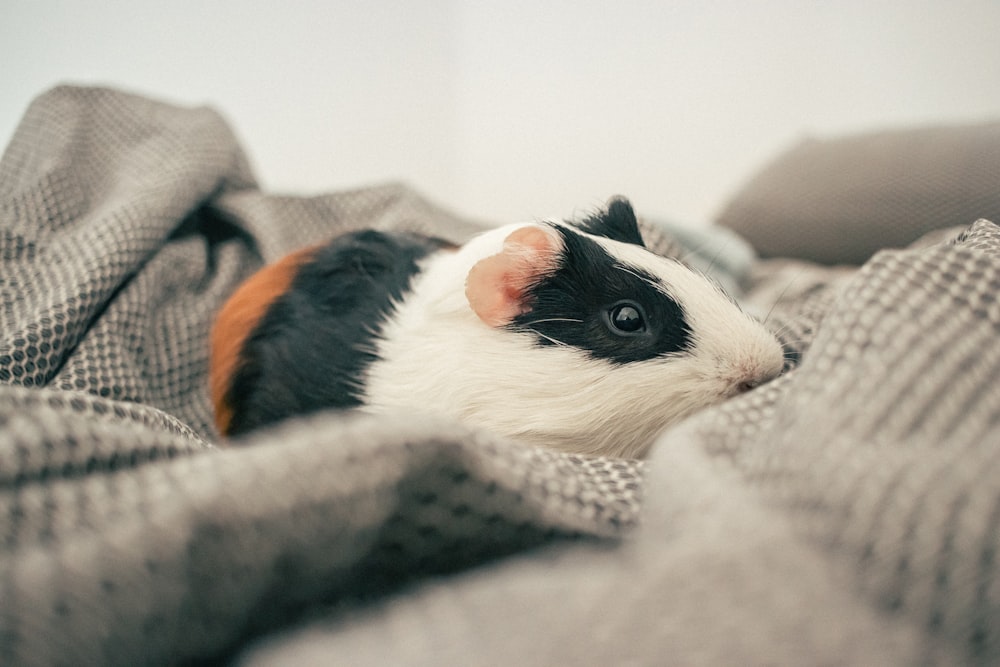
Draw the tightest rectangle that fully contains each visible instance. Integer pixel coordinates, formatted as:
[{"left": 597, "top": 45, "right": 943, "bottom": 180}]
[{"left": 607, "top": 301, "right": 646, "bottom": 334}]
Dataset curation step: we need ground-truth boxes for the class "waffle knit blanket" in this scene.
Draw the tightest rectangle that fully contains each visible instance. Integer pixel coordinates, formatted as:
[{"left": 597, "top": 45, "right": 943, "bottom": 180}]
[{"left": 1, "top": 86, "right": 997, "bottom": 666}]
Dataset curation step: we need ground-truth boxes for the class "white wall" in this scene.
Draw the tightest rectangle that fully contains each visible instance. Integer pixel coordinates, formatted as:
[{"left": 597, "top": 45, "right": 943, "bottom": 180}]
[
  {"left": 4, "top": 1, "right": 1000, "bottom": 226},
  {"left": 2, "top": 1, "right": 460, "bottom": 211},
  {"left": 453, "top": 1, "right": 1000, "bottom": 223}
]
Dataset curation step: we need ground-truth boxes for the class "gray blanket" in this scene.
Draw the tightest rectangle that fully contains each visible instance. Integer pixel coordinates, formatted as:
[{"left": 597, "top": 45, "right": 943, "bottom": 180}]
[{"left": 1, "top": 86, "right": 997, "bottom": 666}]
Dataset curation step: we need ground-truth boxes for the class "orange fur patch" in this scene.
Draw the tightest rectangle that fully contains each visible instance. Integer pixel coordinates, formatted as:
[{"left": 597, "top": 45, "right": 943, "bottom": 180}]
[{"left": 209, "top": 245, "right": 320, "bottom": 437}]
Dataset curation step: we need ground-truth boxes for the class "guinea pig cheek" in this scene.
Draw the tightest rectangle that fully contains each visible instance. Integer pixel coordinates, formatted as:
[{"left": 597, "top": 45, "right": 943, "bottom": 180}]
[{"left": 465, "top": 226, "right": 563, "bottom": 328}]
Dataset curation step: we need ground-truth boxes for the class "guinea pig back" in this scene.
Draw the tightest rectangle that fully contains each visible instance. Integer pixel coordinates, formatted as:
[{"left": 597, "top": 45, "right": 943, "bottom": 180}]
[
  {"left": 210, "top": 244, "right": 320, "bottom": 436},
  {"left": 210, "top": 230, "right": 451, "bottom": 437}
]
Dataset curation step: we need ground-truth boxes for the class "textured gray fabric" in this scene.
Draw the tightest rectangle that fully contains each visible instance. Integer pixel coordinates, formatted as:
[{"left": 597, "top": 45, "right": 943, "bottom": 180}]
[
  {"left": 716, "top": 121, "right": 1000, "bottom": 265},
  {"left": 1, "top": 85, "right": 998, "bottom": 666},
  {"left": 0, "top": 86, "right": 644, "bottom": 666},
  {"left": 247, "top": 222, "right": 1000, "bottom": 667}
]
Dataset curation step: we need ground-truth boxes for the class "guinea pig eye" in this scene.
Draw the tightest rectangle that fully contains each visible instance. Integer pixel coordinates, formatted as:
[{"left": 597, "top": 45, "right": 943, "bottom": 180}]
[{"left": 606, "top": 301, "right": 646, "bottom": 335}]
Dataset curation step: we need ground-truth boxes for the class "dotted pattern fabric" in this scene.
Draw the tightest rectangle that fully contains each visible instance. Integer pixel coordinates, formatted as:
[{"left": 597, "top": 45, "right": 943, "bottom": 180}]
[
  {"left": 686, "top": 219, "right": 1000, "bottom": 663},
  {"left": 1, "top": 85, "right": 998, "bottom": 666},
  {"left": 248, "top": 220, "right": 1000, "bottom": 667},
  {"left": 0, "top": 86, "right": 644, "bottom": 666}
]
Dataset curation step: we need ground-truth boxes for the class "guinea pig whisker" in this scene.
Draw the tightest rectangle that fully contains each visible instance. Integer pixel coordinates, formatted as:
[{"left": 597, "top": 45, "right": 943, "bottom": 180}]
[
  {"left": 766, "top": 321, "right": 794, "bottom": 338},
  {"left": 771, "top": 326, "right": 805, "bottom": 348},
  {"left": 701, "top": 237, "right": 733, "bottom": 278},
  {"left": 777, "top": 324, "right": 807, "bottom": 342},
  {"left": 762, "top": 270, "right": 809, "bottom": 326},
  {"left": 678, "top": 236, "right": 714, "bottom": 264},
  {"left": 520, "top": 317, "right": 584, "bottom": 326},
  {"left": 526, "top": 328, "right": 571, "bottom": 348}
]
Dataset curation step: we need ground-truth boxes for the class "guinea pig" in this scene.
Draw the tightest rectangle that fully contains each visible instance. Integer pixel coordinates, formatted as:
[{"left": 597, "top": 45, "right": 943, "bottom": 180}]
[{"left": 209, "top": 197, "right": 785, "bottom": 458}]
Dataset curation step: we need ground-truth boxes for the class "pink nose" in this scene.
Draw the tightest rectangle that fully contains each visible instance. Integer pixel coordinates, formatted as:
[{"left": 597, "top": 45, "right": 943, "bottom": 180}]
[{"left": 732, "top": 361, "right": 782, "bottom": 396}]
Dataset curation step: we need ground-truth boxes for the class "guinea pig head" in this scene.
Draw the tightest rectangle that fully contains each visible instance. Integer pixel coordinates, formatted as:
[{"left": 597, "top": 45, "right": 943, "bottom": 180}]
[{"left": 364, "top": 199, "right": 785, "bottom": 458}]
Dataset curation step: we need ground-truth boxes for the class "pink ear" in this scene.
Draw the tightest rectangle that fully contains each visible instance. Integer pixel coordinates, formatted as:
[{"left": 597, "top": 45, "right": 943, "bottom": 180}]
[{"left": 465, "top": 225, "right": 563, "bottom": 327}]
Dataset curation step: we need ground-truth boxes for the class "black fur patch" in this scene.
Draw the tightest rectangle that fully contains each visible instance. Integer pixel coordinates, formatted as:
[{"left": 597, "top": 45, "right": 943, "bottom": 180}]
[
  {"left": 225, "top": 230, "right": 448, "bottom": 435},
  {"left": 574, "top": 197, "right": 646, "bottom": 247},
  {"left": 510, "top": 225, "right": 692, "bottom": 364}
]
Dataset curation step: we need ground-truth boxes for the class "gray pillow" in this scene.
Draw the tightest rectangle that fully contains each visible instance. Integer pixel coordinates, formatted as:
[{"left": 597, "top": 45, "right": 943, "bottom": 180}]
[{"left": 715, "top": 121, "right": 1000, "bottom": 264}]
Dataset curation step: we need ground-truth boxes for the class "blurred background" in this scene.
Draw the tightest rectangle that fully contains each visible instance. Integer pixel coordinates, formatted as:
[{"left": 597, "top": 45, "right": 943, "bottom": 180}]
[{"left": 4, "top": 0, "right": 1000, "bottom": 226}]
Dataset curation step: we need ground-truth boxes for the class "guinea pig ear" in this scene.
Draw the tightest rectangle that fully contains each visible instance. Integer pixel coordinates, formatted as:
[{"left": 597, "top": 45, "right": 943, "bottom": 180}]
[
  {"left": 575, "top": 196, "right": 645, "bottom": 247},
  {"left": 465, "top": 224, "right": 563, "bottom": 327}
]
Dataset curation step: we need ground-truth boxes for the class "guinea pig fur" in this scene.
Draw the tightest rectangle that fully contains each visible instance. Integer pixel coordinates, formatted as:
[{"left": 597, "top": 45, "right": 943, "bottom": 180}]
[{"left": 210, "top": 197, "right": 785, "bottom": 459}]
